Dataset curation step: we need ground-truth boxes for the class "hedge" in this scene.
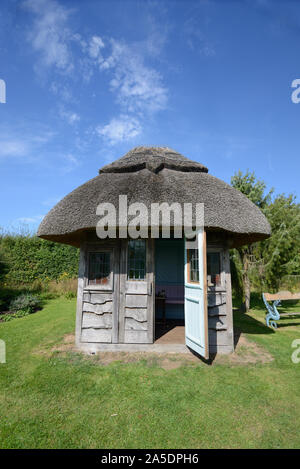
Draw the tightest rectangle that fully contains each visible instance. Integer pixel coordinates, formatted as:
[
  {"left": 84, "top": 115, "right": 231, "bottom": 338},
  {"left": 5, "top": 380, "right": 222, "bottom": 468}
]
[{"left": 0, "top": 235, "right": 79, "bottom": 285}]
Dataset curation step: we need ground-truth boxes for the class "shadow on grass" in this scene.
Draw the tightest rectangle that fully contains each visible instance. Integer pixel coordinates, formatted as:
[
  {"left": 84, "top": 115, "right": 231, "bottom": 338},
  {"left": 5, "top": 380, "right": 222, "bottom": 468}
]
[
  {"left": 200, "top": 308, "right": 275, "bottom": 365},
  {"left": 276, "top": 315, "right": 300, "bottom": 328},
  {"left": 231, "top": 307, "right": 274, "bottom": 354},
  {"left": 233, "top": 292, "right": 300, "bottom": 330},
  {"left": 233, "top": 308, "right": 274, "bottom": 335},
  {"left": 277, "top": 304, "right": 300, "bottom": 313},
  {"left": 277, "top": 322, "right": 300, "bottom": 328}
]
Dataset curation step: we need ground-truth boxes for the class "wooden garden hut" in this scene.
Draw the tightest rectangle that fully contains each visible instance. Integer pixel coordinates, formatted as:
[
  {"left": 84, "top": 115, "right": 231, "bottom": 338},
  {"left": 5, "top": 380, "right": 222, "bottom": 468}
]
[{"left": 38, "top": 146, "right": 271, "bottom": 358}]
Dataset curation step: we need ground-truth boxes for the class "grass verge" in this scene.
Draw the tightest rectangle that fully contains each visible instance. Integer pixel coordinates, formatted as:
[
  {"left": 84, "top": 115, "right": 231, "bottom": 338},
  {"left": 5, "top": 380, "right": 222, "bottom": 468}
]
[{"left": 0, "top": 298, "right": 300, "bottom": 448}]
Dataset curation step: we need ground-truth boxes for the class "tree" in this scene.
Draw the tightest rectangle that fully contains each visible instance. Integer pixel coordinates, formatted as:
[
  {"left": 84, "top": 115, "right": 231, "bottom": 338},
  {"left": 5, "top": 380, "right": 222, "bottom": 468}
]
[
  {"left": 254, "top": 194, "right": 300, "bottom": 291},
  {"left": 231, "top": 170, "right": 273, "bottom": 311}
]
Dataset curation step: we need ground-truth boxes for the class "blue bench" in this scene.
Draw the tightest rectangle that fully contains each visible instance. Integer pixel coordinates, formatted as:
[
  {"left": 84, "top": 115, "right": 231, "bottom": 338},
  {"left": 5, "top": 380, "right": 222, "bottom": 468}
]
[{"left": 263, "top": 291, "right": 300, "bottom": 329}]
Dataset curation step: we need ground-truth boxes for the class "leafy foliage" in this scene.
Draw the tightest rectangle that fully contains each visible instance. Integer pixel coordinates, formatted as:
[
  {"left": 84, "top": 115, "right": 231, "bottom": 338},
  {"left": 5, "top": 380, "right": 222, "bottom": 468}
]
[
  {"left": 0, "top": 234, "right": 79, "bottom": 286},
  {"left": 231, "top": 170, "right": 273, "bottom": 208},
  {"left": 1, "top": 310, "right": 32, "bottom": 322},
  {"left": 231, "top": 171, "right": 273, "bottom": 310},
  {"left": 231, "top": 171, "right": 300, "bottom": 309},
  {"left": 253, "top": 194, "right": 300, "bottom": 290},
  {"left": 9, "top": 293, "right": 41, "bottom": 314}
]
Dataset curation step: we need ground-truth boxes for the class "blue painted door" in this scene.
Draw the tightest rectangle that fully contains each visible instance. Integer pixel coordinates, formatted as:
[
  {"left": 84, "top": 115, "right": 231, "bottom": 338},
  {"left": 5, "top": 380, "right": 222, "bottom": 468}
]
[{"left": 184, "top": 229, "right": 209, "bottom": 359}]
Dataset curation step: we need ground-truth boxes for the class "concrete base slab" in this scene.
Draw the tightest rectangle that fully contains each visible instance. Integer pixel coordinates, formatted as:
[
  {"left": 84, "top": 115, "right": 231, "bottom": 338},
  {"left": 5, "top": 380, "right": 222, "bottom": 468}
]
[{"left": 77, "top": 342, "right": 190, "bottom": 354}]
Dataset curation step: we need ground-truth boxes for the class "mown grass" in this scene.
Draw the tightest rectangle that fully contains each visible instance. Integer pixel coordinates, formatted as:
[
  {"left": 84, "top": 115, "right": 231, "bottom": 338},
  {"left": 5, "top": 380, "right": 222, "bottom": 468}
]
[{"left": 0, "top": 297, "right": 300, "bottom": 449}]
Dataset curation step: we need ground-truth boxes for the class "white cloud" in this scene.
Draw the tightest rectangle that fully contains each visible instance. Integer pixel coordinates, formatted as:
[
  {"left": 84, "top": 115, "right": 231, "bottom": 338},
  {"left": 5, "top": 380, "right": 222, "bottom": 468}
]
[
  {"left": 183, "top": 16, "right": 216, "bottom": 57},
  {"left": 59, "top": 107, "right": 80, "bottom": 124},
  {"left": 61, "top": 152, "right": 80, "bottom": 172},
  {"left": 23, "top": 0, "right": 169, "bottom": 143},
  {"left": 65, "top": 153, "right": 79, "bottom": 165},
  {"left": 23, "top": 0, "right": 74, "bottom": 73},
  {"left": 96, "top": 115, "right": 142, "bottom": 145},
  {"left": 17, "top": 214, "right": 45, "bottom": 223},
  {"left": 88, "top": 35, "right": 105, "bottom": 61},
  {"left": 99, "top": 39, "right": 168, "bottom": 114},
  {"left": 94, "top": 39, "right": 168, "bottom": 145},
  {"left": 0, "top": 140, "right": 29, "bottom": 157},
  {"left": 66, "top": 112, "right": 80, "bottom": 124},
  {"left": 42, "top": 196, "right": 62, "bottom": 206},
  {"left": 0, "top": 128, "right": 54, "bottom": 159},
  {"left": 50, "top": 81, "right": 73, "bottom": 101}
]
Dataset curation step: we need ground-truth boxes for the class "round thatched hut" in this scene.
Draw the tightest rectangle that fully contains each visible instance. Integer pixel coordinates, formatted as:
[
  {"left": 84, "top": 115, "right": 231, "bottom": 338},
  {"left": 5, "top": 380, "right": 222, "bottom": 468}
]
[{"left": 38, "top": 146, "right": 270, "bottom": 358}]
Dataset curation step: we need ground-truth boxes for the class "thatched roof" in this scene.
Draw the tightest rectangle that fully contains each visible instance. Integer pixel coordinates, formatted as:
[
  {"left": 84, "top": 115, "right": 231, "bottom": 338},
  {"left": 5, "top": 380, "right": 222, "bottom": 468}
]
[
  {"left": 38, "top": 146, "right": 271, "bottom": 247},
  {"left": 100, "top": 146, "right": 208, "bottom": 174}
]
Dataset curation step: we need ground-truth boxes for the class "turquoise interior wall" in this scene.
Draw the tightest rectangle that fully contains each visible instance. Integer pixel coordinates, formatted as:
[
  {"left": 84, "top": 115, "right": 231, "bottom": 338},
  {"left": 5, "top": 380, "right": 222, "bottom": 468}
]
[{"left": 155, "top": 238, "right": 184, "bottom": 320}]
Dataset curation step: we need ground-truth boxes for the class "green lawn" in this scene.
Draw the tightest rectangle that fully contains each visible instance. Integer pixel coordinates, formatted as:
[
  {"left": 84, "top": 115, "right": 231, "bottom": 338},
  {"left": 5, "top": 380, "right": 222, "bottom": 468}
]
[{"left": 0, "top": 297, "right": 300, "bottom": 449}]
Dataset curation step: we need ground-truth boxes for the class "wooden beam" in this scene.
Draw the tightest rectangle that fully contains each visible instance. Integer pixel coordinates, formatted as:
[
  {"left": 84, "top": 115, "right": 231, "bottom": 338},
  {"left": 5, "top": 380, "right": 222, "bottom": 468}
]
[
  {"left": 264, "top": 291, "right": 300, "bottom": 301},
  {"left": 147, "top": 238, "right": 155, "bottom": 344},
  {"left": 75, "top": 243, "right": 86, "bottom": 346},
  {"left": 203, "top": 230, "right": 209, "bottom": 359}
]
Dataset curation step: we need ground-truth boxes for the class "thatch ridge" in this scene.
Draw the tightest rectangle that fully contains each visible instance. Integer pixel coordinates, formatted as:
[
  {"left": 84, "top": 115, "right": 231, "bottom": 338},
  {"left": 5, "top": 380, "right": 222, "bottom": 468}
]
[{"left": 100, "top": 146, "right": 208, "bottom": 174}]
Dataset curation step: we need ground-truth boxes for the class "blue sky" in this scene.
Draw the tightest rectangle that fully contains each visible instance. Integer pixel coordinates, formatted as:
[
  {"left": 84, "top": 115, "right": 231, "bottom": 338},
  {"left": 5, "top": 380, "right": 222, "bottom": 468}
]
[{"left": 0, "top": 0, "right": 299, "bottom": 231}]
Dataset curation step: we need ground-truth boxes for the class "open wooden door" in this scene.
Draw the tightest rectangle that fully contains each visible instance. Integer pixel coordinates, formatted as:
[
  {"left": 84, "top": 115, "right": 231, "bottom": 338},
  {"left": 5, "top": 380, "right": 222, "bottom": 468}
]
[{"left": 184, "top": 229, "right": 209, "bottom": 359}]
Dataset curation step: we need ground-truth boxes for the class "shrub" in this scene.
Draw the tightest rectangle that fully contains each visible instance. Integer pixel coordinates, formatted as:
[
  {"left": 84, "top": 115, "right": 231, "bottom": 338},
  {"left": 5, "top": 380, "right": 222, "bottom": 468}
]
[
  {"left": 65, "top": 290, "right": 77, "bottom": 299},
  {"left": 280, "top": 275, "right": 300, "bottom": 293},
  {"left": 1, "top": 313, "right": 15, "bottom": 322},
  {"left": 1, "top": 310, "right": 30, "bottom": 322},
  {"left": 0, "top": 233, "right": 79, "bottom": 286},
  {"left": 46, "top": 278, "right": 78, "bottom": 298},
  {"left": 10, "top": 293, "right": 41, "bottom": 315}
]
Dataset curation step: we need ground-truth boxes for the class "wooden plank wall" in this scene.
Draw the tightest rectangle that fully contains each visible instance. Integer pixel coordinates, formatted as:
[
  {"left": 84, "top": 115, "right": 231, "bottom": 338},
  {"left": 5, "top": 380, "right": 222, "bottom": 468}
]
[
  {"left": 81, "top": 290, "right": 114, "bottom": 343},
  {"left": 77, "top": 239, "right": 120, "bottom": 344},
  {"left": 207, "top": 248, "right": 234, "bottom": 354},
  {"left": 121, "top": 238, "right": 154, "bottom": 344},
  {"left": 123, "top": 281, "right": 149, "bottom": 343},
  {"left": 76, "top": 238, "right": 154, "bottom": 346}
]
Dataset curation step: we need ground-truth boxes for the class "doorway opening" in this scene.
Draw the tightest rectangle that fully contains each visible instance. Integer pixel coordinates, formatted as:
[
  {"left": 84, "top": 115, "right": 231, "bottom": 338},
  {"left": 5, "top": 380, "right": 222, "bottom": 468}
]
[{"left": 154, "top": 238, "right": 185, "bottom": 344}]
